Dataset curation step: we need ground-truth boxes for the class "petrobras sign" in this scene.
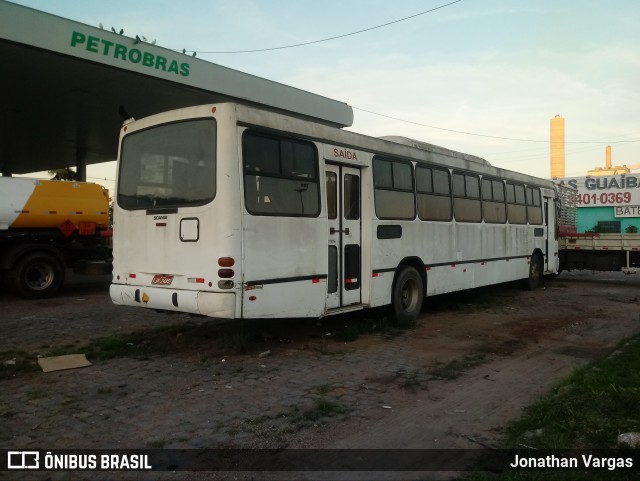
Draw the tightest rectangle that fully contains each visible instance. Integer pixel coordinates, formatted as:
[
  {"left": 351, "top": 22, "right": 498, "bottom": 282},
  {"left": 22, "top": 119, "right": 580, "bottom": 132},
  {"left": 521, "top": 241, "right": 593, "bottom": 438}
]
[
  {"left": 555, "top": 175, "right": 640, "bottom": 209},
  {"left": 70, "top": 31, "right": 190, "bottom": 77}
]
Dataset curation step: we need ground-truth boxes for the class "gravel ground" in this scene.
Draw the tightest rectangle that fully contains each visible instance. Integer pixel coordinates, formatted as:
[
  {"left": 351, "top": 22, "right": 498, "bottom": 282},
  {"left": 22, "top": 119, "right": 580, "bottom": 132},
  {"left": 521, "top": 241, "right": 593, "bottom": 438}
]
[{"left": 1, "top": 270, "right": 639, "bottom": 480}]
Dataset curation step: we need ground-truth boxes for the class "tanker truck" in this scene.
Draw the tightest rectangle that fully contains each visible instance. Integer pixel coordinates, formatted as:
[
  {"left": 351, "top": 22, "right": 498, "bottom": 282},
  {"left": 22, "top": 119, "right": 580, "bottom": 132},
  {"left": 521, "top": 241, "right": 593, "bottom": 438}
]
[{"left": 0, "top": 177, "right": 112, "bottom": 298}]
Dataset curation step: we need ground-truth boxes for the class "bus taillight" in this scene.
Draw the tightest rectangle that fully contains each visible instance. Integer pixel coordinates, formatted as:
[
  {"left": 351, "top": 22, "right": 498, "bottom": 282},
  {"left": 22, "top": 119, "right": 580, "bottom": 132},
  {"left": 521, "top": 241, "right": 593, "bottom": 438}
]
[
  {"left": 218, "top": 269, "right": 234, "bottom": 278},
  {"left": 218, "top": 257, "right": 235, "bottom": 267}
]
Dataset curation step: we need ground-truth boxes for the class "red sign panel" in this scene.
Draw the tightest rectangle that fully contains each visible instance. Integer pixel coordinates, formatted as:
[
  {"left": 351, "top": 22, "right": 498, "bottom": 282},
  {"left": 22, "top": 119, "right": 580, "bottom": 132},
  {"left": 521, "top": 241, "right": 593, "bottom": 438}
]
[
  {"left": 78, "top": 221, "right": 96, "bottom": 235},
  {"left": 58, "top": 219, "right": 77, "bottom": 237}
]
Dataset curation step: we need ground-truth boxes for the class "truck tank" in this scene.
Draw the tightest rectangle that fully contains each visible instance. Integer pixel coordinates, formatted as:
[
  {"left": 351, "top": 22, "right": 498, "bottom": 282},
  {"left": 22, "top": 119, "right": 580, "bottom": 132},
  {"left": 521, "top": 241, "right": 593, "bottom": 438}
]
[
  {"left": 1, "top": 177, "right": 111, "bottom": 298},
  {"left": 0, "top": 177, "right": 109, "bottom": 231}
]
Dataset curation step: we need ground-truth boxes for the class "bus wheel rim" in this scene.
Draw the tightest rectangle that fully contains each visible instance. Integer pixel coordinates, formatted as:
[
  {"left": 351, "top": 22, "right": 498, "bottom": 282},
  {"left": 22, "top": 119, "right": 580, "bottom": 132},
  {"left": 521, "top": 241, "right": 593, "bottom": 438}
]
[{"left": 401, "top": 279, "right": 418, "bottom": 310}]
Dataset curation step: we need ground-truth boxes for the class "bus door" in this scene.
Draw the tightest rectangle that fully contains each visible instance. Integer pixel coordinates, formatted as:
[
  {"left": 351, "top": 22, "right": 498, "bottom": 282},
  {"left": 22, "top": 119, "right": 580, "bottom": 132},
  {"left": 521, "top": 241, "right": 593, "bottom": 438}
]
[
  {"left": 544, "top": 200, "right": 550, "bottom": 271},
  {"left": 543, "top": 195, "right": 556, "bottom": 272},
  {"left": 325, "top": 164, "right": 361, "bottom": 309}
]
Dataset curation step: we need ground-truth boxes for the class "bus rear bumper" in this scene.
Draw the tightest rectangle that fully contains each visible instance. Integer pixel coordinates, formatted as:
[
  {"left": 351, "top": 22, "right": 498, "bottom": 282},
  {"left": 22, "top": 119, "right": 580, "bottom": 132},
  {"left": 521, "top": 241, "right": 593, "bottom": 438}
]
[{"left": 109, "top": 284, "right": 236, "bottom": 319}]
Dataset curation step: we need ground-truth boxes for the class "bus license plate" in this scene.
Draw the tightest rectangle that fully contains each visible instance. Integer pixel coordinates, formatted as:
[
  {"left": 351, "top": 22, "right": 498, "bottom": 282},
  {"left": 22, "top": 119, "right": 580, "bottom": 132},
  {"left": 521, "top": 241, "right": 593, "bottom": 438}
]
[{"left": 151, "top": 274, "right": 174, "bottom": 285}]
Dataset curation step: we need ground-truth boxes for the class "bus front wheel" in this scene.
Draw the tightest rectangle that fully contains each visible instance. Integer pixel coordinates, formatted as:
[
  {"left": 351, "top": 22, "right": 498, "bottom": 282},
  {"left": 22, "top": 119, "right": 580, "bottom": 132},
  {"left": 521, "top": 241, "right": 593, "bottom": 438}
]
[{"left": 391, "top": 266, "right": 423, "bottom": 323}]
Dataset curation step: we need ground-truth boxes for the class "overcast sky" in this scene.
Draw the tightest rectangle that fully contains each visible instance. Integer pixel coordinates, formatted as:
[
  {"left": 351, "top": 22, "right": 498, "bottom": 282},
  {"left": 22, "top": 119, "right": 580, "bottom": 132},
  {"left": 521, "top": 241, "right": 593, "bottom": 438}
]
[{"left": 10, "top": 0, "right": 640, "bottom": 191}]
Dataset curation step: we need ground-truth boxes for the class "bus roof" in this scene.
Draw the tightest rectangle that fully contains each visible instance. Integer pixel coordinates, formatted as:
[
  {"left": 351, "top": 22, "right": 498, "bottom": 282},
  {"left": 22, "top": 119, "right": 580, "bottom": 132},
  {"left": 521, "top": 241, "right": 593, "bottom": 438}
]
[{"left": 123, "top": 102, "right": 555, "bottom": 189}]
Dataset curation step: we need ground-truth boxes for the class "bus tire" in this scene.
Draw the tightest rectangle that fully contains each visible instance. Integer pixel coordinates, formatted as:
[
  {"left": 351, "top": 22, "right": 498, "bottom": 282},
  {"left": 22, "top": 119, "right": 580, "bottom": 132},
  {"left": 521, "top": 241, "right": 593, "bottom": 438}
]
[
  {"left": 6, "top": 252, "right": 65, "bottom": 298},
  {"left": 391, "top": 266, "right": 423, "bottom": 323},
  {"left": 527, "top": 253, "right": 543, "bottom": 291}
]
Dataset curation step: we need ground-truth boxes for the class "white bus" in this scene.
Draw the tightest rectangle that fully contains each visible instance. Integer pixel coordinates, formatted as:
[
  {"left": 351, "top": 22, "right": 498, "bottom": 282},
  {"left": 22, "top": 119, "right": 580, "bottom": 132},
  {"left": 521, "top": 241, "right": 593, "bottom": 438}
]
[{"left": 110, "top": 103, "right": 559, "bottom": 322}]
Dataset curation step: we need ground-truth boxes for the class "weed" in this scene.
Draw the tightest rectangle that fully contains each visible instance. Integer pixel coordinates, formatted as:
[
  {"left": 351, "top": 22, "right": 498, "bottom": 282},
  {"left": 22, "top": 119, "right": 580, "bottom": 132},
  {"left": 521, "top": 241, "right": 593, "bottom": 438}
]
[
  {"left": 60, "top": 396, "right": 79, "bottom": 406},
  {"left": 401, "top": 371, "right": 424, "bottom": 392},
  {"left": 0, "top": 351, "right": 40, "bottom": 379},
  {"left": 315, "top": 345, "right": 345, "bottom": 356},
  {"left": 334, "top": 325, "right": 360, "bottom": 342},
  {"left": 26, "top": 389, "right": 48, "bottom": 401},
  {"left": 146, "top": 439, "right": 166, "bottom": 448},
  {"left": 304, "top": 398, "right": 349, "bottom": 421},
  {"left": 327, "top": 308, "right": 417, "bottom": 343},
  {"left": 215, "top": 323, "right": 258, "bottom": 353},
  {"left": 315, "top": 384, "right": 332, "bottom": 396}
]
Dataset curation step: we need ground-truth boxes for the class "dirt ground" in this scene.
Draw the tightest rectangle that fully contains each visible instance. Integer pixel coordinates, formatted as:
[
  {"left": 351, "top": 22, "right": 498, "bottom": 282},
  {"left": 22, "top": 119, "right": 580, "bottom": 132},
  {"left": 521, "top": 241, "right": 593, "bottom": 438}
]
[{"left": 1, "top": 270, "right": 639, "bottom": 480}]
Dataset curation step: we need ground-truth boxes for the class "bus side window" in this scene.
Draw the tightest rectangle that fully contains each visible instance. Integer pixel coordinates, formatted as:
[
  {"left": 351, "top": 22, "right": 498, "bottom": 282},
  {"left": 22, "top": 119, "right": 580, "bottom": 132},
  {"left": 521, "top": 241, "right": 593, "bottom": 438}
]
[
  {"left": 452, "top": 171, "right": 481, "bottom": 222},
  {"left": 481, "top": 177, "right": 506, "bottom": 223},
  {"left": 506, "top": 182, "right": 527, "bottom": 224},
  {"left": 373, "top": 157, "right": 415, "bottom": 220},
  {"left": 416, "top": 165, "right": 452, "bottom": 221},
  {"left": 526, "top": 187, "right": 543, "bottom": 225}
]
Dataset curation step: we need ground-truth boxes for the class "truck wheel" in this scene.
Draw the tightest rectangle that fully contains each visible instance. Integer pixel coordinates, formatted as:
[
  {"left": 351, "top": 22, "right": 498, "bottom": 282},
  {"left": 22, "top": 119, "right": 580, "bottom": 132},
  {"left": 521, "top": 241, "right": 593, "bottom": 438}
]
[
  {"left": 527, "top": 253, "right": 543, "bottom": 291},
  {"left": 391, "top": 267, "right": 423, "bottom": 323},
  {"left": 7, "top": 253, "right": 65, "bottom": 298}
]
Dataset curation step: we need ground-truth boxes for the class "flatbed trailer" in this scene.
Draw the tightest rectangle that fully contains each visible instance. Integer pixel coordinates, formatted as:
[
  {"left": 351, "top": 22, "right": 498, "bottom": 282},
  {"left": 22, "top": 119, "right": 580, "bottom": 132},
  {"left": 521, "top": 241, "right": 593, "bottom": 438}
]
[{"left": 559, "top": 233, "right": 640, "bottom": 273}]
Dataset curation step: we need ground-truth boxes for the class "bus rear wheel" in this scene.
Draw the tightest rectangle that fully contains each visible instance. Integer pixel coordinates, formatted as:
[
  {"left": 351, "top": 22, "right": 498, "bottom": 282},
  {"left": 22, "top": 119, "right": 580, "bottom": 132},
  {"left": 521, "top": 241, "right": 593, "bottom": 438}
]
[
  {"left": 391, "top": 266, "right": 423, "bottom": 323},
  {"left": 527, "top": 253, "right": 543, "bottom": 290}
]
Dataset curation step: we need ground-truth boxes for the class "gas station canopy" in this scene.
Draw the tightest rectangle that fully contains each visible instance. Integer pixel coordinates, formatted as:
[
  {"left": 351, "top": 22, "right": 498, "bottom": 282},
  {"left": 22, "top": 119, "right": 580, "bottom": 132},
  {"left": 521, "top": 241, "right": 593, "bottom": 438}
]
[{"left": 0, "top": 0, "right": 353, "bottom": 176}]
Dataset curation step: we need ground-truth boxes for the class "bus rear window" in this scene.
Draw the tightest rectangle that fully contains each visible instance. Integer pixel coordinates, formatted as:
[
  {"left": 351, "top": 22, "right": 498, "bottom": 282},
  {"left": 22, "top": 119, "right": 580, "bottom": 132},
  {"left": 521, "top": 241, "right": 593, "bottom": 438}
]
[{"left": 118, "top": 119, "right": 216, "bottom": 210}]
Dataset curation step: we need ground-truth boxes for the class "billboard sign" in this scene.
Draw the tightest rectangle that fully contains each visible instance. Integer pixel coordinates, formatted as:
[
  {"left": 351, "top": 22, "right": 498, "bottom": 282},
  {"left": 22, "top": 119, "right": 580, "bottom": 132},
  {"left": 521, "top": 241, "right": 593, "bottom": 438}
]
[{"left": 555, "top": 175, "right": 640, "bottom": 209}]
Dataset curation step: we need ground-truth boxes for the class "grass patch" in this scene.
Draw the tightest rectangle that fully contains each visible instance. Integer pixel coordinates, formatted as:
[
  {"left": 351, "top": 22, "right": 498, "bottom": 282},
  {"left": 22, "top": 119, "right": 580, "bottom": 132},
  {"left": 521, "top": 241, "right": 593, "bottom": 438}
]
[
  {"left": 4, "top": 307, "right": 418, "bottom": 379},
  {"left": 461, "top": 335, "right": 640, "bottom": 481},
  {"left": 44, "top": 324, "right": 192, "bottom": 361},
  {"left": 426, "top": 285, "right": 511, "bottom": 314},
  {"left": 224, "top": 395, "right": 352, "bottom": 447},
  {"left": 330, "top": 308, "right": 417, "bottom": 343},
  {"left": 506, "top": 337, "right": 640, "bottom": 450},
  {"left": 427, "top": 352, "right": 488, "bottom": 380},
  {"left": 2, "top": 320, "right": 262, "bottom": 379}
]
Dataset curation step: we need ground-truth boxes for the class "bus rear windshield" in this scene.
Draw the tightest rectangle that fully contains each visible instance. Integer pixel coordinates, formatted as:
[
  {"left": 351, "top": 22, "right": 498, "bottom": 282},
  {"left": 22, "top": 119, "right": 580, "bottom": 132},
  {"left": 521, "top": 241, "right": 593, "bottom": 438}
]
[{"left": 118, "top": 119, "right": 216, "bottom": 210}]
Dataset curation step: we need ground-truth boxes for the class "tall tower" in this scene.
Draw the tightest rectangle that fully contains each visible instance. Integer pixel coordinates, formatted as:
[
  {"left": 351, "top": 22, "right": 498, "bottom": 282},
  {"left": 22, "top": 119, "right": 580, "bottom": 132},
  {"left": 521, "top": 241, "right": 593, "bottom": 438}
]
[{"left": 550, "top": 115, "right": 565, "bottom": 178}]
